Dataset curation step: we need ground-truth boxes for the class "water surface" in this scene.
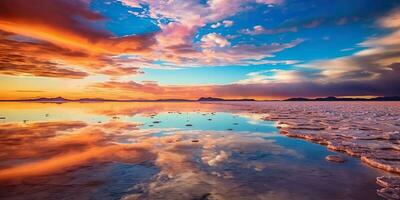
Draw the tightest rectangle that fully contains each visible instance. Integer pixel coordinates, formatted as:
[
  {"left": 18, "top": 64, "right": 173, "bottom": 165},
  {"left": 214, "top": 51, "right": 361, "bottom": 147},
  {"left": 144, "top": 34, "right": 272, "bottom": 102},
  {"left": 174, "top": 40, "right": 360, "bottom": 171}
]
[{"left": 0, "top": 102, "right": 386, "bottom": 200}]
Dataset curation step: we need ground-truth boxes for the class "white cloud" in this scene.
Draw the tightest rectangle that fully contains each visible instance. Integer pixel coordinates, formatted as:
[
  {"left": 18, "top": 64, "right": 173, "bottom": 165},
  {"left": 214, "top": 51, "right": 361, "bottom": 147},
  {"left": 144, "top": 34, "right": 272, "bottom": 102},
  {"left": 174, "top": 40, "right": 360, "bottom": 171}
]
[
  {"left": 298, "top": 8, "right": 400, "bottom": 83},
  {"left": 238, "top": 69, "right": 307, "bottom": 84},
  {"left": 201, "top": 33, "right": 230, "bottom": 48},
  {"left": 116, "top": 0, "right": 294, "bottom": 69},
  {"left": 211, "top": 22, "right": 221, "bottom": 28},
  {"left": 241, "top": 25, "right": 297, "bottom": 35},
  {"left": 222, "top": 20, "right": 234, "bottom": 27}
]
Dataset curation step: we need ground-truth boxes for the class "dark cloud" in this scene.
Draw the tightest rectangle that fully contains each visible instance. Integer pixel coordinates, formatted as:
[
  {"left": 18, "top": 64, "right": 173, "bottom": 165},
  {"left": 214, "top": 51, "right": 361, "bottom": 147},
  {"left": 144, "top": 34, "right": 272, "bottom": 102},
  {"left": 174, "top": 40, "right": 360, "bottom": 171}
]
[
  {"left": 0, "top": 0, "right": 108, "bottom": 40},
  {"left": 90, "top": 62, "right": 400, "bottom": 99},
  {"left": 213, "top": 63, "right": 400, "bottom": 98},
  {"left": 264, "top": 0, "right": 400, "bottom": 32}
]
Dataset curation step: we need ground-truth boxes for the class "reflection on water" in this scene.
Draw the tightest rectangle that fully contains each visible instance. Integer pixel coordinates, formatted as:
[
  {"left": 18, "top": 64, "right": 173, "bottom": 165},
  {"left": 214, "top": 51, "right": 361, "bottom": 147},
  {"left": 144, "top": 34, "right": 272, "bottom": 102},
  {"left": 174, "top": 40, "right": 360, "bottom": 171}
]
[{"left": 0, "top": 102, "right": 385, "bottom": 200}]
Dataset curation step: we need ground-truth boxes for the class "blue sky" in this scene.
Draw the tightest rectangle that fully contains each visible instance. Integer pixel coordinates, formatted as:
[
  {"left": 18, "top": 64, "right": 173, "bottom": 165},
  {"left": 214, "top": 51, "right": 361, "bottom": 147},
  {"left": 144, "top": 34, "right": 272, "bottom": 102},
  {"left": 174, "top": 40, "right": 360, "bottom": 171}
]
[
  {"left": 1, "top": 0, "right": 400, "bottom": 99},
  {"left": 88, "top": 0, "right": 399, "bottom": 85}
]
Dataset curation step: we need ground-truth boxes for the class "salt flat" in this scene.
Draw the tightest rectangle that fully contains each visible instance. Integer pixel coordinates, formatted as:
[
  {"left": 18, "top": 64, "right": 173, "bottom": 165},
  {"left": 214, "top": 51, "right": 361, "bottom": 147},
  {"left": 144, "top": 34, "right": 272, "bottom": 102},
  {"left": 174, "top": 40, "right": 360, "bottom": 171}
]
[
  {"left": 213, "top": 101, "right": 400, "bottom": 199},
  {"left": 0, "top": 102, "right": 398, "bottom": 199}
]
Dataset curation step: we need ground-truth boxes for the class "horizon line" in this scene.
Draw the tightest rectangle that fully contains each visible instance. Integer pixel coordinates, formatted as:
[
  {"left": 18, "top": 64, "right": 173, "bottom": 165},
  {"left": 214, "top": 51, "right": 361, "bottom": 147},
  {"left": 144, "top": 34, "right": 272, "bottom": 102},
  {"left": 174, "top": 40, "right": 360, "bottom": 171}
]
[{"left": 1, "top": 96, "right": 400, "bottom": 102}]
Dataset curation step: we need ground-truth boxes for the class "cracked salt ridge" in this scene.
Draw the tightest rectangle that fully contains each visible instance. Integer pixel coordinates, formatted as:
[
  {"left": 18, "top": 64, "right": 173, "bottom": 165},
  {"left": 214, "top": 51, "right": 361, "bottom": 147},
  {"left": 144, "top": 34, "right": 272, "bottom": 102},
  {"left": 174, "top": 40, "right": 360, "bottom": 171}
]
[
  {"left": 377, "top": 176, "right": 400, "bottom": 199},
  {"left": 212, "top": 101, "right": 400, "bottom": 199}
]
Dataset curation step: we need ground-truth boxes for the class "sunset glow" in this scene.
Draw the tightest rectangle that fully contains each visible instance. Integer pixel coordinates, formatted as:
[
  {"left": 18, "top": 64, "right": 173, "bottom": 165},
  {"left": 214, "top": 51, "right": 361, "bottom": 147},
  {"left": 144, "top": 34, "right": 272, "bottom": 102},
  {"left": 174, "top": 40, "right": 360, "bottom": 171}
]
[{"left": 1, "top": 2, "right": 400, "bottom": 199}]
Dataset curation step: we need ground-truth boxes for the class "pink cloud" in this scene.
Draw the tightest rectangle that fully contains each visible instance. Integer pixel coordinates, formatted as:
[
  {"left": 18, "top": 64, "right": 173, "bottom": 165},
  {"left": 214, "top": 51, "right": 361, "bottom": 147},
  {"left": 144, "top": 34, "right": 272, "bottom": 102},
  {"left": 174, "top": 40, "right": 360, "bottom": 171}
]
[{"left": 241, "top": 25, "right": 298, "bottom": 35}]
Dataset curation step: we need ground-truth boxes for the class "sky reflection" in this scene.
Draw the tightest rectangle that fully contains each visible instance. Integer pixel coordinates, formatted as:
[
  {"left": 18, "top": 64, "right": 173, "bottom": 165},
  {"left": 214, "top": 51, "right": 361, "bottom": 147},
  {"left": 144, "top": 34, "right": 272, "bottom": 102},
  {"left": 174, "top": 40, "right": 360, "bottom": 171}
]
[{"left": 0, "top": 102, "right": 385, "bottom": 200}]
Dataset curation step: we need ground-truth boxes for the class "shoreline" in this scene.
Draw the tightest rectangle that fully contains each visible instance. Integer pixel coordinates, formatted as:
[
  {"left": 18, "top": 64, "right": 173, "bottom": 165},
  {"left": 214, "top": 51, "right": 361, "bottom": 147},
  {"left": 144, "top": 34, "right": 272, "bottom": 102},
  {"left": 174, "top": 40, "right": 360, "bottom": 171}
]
[{"left": 213, "top": 101, "right": 400, "bottom": 199}]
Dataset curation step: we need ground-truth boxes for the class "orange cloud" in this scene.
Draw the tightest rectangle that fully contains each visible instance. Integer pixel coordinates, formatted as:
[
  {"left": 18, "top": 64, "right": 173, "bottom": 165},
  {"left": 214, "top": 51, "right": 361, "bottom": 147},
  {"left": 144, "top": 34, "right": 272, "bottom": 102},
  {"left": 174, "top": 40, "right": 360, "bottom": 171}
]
[
  {"left": 0, "top": 0, "right": 155, "bottom": 78},
  {"left": 0, "top": 32, "right": 144, "bottom": 78},
  {"left": 0, "top": 0, "right": 297, "bottom": 82},
  {"left": 90, "top": 80, "right": 218, "bottom": 100},
  {"left": 0, "top": 0, "right": 155, "bottom": 54},
  {"left": 0, "top": 34, "right": 89, "bottom": 78}
]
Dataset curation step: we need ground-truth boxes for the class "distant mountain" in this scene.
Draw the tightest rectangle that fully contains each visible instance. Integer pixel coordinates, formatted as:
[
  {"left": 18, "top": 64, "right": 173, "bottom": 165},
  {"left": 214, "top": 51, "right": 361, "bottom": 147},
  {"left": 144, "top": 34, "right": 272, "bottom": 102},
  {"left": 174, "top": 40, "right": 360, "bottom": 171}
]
[
  {"left": 284, "top": 96, "right": 400, "bottom": 101},
  {"left": 0, "top": 97, "right": 109, "bottom": 102},
  {"left": 0, "top": 97, "right": 194, "bottom": 102},
  {"left": 315, "top": 96, "right": 339, "bottom": 101},
  {"left": 2, "top": 96, "right": 398, "bottom": 102},
  {"left": 156, "top": 99, "right": 193, "bottom": 102},
  {"left": 198, "top": 97, "right": 225, "bottom": 101},
  {"left": 198, "top": 97, "right": 256, "bottom": 101},
  {"left": 371, "top": 96, "right": 400, "bottom": 101},
  {"left": 284, "top": 97, "right": 311, "bottom": 101},
  {"left": 77, "top": 98, "right": 114, "bottom": 102},
  {"left": 22, "top": 97, "right": 70, "bottom": 102}
]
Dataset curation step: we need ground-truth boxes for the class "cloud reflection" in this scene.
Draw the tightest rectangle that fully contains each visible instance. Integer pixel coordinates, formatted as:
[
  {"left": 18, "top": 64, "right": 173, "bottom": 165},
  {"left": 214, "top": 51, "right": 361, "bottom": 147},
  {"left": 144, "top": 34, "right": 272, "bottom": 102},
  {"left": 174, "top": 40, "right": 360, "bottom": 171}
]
[
  {"left": 0, "top": 121, "right": 155, "bottom": 180},
  {"left": 0, "top": 116, "right": 297, "bottom": 200}
]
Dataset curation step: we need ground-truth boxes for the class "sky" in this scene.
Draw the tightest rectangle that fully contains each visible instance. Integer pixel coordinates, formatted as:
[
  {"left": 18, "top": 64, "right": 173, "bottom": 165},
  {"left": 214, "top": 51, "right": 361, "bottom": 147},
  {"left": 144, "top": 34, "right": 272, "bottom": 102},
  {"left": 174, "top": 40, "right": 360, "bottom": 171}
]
[{"left": 0, "top": 0, "right": 400, "bottom": 100}]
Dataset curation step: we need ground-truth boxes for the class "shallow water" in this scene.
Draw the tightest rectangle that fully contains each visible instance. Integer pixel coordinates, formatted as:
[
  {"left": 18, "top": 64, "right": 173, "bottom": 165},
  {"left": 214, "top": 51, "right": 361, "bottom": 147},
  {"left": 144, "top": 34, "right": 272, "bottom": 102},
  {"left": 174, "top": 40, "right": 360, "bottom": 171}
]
[{"left": 0, "top": 102, "right": 386, "bottom": 200}]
